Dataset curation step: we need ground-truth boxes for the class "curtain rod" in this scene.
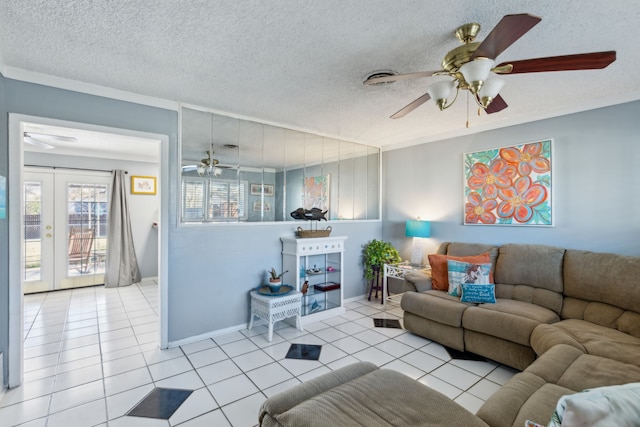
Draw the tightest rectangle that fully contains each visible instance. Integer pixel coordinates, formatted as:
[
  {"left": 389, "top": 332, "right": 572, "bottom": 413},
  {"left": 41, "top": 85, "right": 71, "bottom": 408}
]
[{"left": 24, "top": 165, "right": 128, "bottom": 174}]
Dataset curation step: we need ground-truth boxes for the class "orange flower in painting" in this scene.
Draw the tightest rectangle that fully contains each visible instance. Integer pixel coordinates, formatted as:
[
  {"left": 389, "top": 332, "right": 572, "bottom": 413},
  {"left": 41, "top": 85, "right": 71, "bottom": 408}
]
[
  {"left": 497, "top": 176, "right": 547, "bottom": 223},
  {"left": 500, "top": 142, "right": 550, "bottom": 176},
  {"left": 465, "top": 192, "right": 498, "bottom": 224},
  {"left": 467, "top": 159, "right": 517, "bottom": 199}
]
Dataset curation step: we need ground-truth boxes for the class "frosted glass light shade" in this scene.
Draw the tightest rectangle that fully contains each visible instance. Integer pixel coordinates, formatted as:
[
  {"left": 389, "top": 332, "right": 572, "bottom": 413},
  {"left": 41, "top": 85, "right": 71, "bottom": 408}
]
[
  {"left": 426, "top": 81, "right": 455, "bottom": 102},
  {"left": 478, "top": 78, "right": 505, "bottom": 99},
  {"left": 459, "top": 59, "right": 495, "bottom": 92}
]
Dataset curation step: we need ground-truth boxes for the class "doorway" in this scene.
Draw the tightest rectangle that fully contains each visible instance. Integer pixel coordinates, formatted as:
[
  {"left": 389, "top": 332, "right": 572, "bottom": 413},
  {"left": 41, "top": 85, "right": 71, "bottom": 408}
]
[
  {"left": 8, "top": 114, "right": 169, "bottom": 388},
  {"left": 23, "top": 168, "right": 111, "bottom": 294}
]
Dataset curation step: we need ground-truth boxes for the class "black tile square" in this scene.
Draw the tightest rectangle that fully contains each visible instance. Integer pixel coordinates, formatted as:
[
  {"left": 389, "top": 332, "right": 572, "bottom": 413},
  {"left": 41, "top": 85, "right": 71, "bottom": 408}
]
[
  {"left": 373, "top": 318, "right": 402, "bottom": 329},
  {"left": 285, "top": 343, "right": 322, "bottom": 361},
  {"left": 444, "top": 346, "right": 487, "bottom": 362},
  {"left": 127, "top": 387, "right": 193, "bottom": 419}
]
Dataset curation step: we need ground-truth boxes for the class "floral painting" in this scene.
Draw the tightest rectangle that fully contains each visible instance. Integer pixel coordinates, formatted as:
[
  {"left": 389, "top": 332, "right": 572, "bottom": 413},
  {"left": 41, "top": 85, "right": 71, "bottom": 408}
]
[
  {"left": 464, "top": 140, "right": 552, "bottom": 226},
  {"left": 303, "top": 175, "right": 330, "bottom": 212}
]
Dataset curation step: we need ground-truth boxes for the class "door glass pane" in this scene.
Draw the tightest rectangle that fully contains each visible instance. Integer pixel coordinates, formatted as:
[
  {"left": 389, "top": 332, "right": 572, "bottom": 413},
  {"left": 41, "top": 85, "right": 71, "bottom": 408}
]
[
  {"left": 66, "top": 182, "right": 108, "bottom": 277},
  {"left": 23, "top": 181, "right": 42, "bottom": 282}
]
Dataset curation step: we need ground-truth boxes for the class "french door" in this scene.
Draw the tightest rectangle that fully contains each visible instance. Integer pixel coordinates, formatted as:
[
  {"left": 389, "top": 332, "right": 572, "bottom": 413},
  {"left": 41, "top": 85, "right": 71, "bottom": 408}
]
[{"left": 23, "top": 168, "right": 110, "bottom": 293}]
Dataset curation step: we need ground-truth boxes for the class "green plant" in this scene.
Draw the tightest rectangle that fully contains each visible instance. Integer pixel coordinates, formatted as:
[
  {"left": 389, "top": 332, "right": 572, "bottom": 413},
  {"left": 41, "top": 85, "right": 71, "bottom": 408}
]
[
  {"left": 269, "top": 267, "right": 288, "bottom": 281},
  {"left": 362, "top": 239, "right": 401, "bottom": 280}
]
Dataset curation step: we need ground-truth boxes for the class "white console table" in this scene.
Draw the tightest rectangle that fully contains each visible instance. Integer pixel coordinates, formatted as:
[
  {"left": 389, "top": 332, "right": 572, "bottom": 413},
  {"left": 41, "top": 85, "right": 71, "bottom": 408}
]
[{"left": 383, "top": 262, "right": 431, "bottom": 306}]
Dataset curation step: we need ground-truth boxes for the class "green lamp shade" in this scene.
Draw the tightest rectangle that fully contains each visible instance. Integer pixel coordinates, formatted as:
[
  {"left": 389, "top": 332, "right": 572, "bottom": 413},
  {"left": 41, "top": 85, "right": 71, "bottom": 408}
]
[{"left": 406, "top": 220, "right": 431, "bottom": 238}]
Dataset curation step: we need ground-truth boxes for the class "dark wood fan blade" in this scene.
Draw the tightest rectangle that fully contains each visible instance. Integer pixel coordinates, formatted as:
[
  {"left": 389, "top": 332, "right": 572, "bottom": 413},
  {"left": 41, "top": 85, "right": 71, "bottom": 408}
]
[
  {"left": 471, "top": 14, "right": 541, "bottom": 60},
  {"left": 485, "top": 94, "right": 508, "bottom": 114},
  {"left": 364, "top": 70, "right": 440, "bottom": 85},
  {"left": 496, "top": 51, "right": 616, "bottom": 74},
  {"left": 390, "top": 93, "right": 431, "bottom": 119}
]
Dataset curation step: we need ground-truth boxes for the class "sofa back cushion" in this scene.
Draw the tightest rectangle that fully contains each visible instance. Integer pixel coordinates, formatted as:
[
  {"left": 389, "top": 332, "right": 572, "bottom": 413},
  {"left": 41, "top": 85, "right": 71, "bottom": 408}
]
[
  {"left": 563, "top": 249, "right": 640, "bottom": 314},
  {"left": 494, "top": 244, "right": 565, "bottom": 314},
  {"left": 495, "top": 244, "right": 565, "bottom": 291}
]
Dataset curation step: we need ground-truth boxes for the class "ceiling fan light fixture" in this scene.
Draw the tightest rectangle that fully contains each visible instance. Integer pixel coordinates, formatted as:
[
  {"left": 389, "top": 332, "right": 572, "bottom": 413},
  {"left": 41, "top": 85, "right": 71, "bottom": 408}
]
[
  {"left": 478, "top": 78, "right": 505, "bottom": 108},
  {"left": 459, "top": 58, "right": 495, "bottom": 94},
  {"left": 427, "top": 80, "right": 456, "bottom": 110}
]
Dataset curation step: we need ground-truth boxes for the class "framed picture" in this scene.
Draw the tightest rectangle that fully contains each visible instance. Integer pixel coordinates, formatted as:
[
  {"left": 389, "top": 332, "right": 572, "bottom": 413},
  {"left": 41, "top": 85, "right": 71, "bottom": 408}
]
[
  {"left": 250, "top": 183, "right": 274, "bottom": 196},
  {"left": 131, "top": 176, "right": 157, "bottom": 195},
  {"left": 253, "top": 200, "right": 271, "bottom": 212},
  {"left": 303, "top": 175, "right": 330, "bottom": 211},
  {"left": 463, "top": 139, "right": 553, "bottom": 226}
]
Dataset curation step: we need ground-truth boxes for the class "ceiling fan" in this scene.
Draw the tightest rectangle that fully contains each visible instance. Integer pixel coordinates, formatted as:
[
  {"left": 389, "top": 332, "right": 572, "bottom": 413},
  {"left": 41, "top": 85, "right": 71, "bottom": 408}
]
[
  {"left": 364, "top": 13, "right": 616, "bottom": 119},
  {"left": 182, "top": 148, "right": 222, "bottom": 177},
  {"left": 23, "top": 131, "right": 78, "bottom": 149}
]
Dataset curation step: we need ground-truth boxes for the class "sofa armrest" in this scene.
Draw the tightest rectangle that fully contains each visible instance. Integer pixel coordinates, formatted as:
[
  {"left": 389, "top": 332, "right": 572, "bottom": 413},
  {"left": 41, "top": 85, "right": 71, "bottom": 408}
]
[
  {"left": 404, "top": 270, "right": 433, "bottom": 292},
  {"left": 258, "top": 362, "right": 378, "bottom": 425}
]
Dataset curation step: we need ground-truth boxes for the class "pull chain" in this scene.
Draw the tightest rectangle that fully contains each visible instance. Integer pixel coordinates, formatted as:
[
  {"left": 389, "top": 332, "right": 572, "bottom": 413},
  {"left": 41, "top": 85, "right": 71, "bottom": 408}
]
[{"left": 466, "top": 91, "right": 470, "bottom": 128}]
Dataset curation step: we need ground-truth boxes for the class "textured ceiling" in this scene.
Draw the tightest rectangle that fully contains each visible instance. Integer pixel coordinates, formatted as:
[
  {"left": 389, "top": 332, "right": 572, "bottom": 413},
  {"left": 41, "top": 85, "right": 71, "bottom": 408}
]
[{"left": 1, "top": 0, "right": 639, "bottom": 150}]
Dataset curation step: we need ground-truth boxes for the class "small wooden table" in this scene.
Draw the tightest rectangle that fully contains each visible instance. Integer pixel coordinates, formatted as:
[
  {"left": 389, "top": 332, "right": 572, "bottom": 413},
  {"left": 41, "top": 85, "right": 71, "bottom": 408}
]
[{"left": 248, "top": 290, "right": 303, "bottom": 341}]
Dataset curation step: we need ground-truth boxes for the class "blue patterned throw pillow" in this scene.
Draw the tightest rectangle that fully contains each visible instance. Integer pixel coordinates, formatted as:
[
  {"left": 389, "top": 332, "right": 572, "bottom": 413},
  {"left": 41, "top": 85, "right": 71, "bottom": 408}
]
[
  {"left": 460, "top": 283, "right": 496, "bottom": 303},
  {"left": 447, "top": 260, "right": 491, "bottom": 297}
]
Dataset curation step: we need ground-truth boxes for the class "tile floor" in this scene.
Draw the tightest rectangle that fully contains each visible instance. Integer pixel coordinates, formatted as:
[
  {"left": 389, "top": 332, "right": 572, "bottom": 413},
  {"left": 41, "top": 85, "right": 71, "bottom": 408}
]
[{"left": 1, "top": 280, "right": 518, "bottom": 427}]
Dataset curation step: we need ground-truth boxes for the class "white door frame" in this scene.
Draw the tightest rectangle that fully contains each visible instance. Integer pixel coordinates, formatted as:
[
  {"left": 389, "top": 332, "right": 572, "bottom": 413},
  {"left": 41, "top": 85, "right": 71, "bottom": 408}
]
[{"left": 8, "top": 113, "right": 170, "bottom": 387}]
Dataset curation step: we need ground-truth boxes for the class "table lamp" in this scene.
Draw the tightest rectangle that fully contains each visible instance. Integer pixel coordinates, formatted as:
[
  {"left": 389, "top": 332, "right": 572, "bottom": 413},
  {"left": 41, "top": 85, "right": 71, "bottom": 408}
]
[{"left": 405, "top": 219, "right": 431, "bottom": 265}]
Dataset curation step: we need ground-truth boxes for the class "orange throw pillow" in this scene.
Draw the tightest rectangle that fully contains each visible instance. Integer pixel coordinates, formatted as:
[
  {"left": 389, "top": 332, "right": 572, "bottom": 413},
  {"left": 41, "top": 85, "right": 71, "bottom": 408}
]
[{"left": 428, "top": 253, "right": 493, "bottom": 291}]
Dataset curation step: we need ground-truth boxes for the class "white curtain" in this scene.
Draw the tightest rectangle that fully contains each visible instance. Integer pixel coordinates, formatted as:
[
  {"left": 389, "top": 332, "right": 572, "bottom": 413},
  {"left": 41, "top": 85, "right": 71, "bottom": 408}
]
[{"left": 105, "top": 170, "right": 141, "bottom": 287}]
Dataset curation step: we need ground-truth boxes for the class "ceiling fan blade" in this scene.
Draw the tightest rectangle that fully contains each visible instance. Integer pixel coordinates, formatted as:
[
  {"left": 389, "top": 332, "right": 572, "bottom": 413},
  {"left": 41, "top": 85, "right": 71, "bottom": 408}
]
[
  {"left": 471, "top": 13, "right": 541, "bottom": 60},
  {"left": 496, "top": 51, "right": 616, "bottom": 74},
  {"left": 364, "top": 70, "right": 440, "bottom": 85},
  {"left": 485, "top": 94, "right": 508, "bottom": 114},
  {"left": 390, "top": 92, "right": 431, "bottom": 119}
]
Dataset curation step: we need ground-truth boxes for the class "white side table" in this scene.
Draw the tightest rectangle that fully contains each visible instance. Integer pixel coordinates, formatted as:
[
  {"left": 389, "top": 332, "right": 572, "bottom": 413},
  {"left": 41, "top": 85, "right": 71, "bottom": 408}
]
[
  {"left": 248, "top": 290, "right": 303, "bottom": 341},
  {"left": 383, "top": 263, "right": 431, "bottom": 306}
]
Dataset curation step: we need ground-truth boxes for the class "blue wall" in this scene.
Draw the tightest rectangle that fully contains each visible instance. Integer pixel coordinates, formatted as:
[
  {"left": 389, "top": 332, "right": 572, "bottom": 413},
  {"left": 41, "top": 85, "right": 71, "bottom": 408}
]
[{"left": 382, "top": 101, "right": 640, "bottom": 259}]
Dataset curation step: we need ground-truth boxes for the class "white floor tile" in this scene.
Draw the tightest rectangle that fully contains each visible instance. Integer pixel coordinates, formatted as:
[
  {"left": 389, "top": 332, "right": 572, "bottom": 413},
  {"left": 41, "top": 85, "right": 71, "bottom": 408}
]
[
  {"left": 102, "top": 353, "right": 147, "bottom": 377},
  {"left": 400, "top": 349, "right": 446, "bottom": 373},
  {"left": 245, "top": 362, "right": 293, "bottom": 390},
  {"left": 147, "top": 356, "right": 193, "bottom": 381},
  {"left": 330, "top": 336, "right": 369, "bottom": 354},
  {"left": 317, "top": 343, "right": 348, "bottom": 364},
  {"left": 417, "top": 374, "right": 463, "bottom": 399},
  {"left": 50, "top": 379, "right": 105, "bottom": 414},
  {"left": 454, "top": 392, "right": 485, "bottom": 414},
  {"left": 186, "top": 346, "right": 228, "bottom": 369},
  {"left": 431, "top": 363, "right": 482, "bottom": 390},
  {"left": 312, "top": 327, "right": 350, "bottom": 343},
  {"left": 155, "top": 370, "right": 205, "bottom": 390},
  {"left": 421, "top": 342, "right": 453, "bottom": 362},
  {"left": 207, "top": 374, "right": 259, "bottom": 407},
  {"left": 196, "top": 359, "right": 242, "bottom": 386},
  {"left": 220, "top": 339, "right": 259, "bottom": 358},
  {"left": 172, "top": 408, "right": 231, "bottom": 426},
  {"left": 352, "top": 346, "right": 396, "bottom": 367},
  {"left": 143, "top": 346, "right": 184, "bottom": 365},
  {"left": 382, "top": 359, "right": 426, "bottom": 380},
  {"left": 450, "top": 358, "right": 499, "bottom": 377},
  {"left": 0, "top": 395, "right": 51, "bottom": 427},
  {"left": 53, "top": 363, "right": 104, "bottom": 392},
  {"left": 168, "top": 387, "right": 219, "bottom": 425},
  {"left": 393, "top": 332, "right": 431, "bottom": 348},
  {"left": 220, "top": 392, "right": 265, "bottom": 427},
  {"left": 297, "top": 365, "right": 332, "bottom": 382},
  {"left": 47, "top": 398, "right": 107, "bottom": 427},
  {"left": 352, "top": 329, "right": 389, "bottom": 346},
  {"left": 467, "top": 378, "right": 502, "bottom": 400},
  {"left": 375, "top": 338, "right": 414, "bottom": 358},
  {"left": 104, "top": 366, "right": 153, "bottom": 396},
  {"left": 106, "top": 384, "right": 154, "bottom": 419},
  {"left": 262, "top": 378, "right": 301, "bottom": 398},
  {"left": 486, "top": 365, "right": 519, "bottom": 385},
  {"left": 179, "top": 339, "right": 216, "bottom": 355},
  {"left": 0, "top": 375, "right": 55, "bottom": 408},
  {"left": 232, "top": 349, "right": 275, "bottom": 372}
]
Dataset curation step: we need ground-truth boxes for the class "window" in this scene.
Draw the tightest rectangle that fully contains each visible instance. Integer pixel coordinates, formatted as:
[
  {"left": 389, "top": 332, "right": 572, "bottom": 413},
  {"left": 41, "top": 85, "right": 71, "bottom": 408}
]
[{"left": 182, "top": 177, "right": 248, "bottom": 222}]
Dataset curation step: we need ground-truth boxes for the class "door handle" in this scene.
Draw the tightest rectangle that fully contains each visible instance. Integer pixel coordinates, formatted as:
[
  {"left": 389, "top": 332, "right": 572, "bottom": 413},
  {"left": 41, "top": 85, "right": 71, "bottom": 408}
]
[
  {"left": 46, "top": 225, "right": 52, "bottom": 230},
  {"left": 46, "top": 233, "right": 53, "bottom": 238}
]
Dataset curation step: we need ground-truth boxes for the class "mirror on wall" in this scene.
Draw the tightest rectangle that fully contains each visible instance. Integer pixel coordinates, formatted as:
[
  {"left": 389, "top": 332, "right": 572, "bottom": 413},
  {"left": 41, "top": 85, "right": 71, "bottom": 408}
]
[{"left": 180, "top": 107, "right": 380, "bottom": 223}]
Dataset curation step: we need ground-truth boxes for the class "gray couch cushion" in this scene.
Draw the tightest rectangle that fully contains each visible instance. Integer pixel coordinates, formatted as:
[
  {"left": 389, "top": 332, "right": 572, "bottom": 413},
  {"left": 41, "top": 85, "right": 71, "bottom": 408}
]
[
  {"left": 563, "top": 249, "right": 640, "bottom": 314},
  {"left": 531, "top": 319, "right": 640, "bottom": 367},
  {"left": 495, "top": 243, "right": 565, "bottom": 292},
  {"left": 260, "top": 361, "right": 490, "bottom": 427},
  {"left": 462, "top": 299, "right": 560, "bottom": 346},
  {"left": 401, "top": 290, "right": 473, "bottom": 327}
]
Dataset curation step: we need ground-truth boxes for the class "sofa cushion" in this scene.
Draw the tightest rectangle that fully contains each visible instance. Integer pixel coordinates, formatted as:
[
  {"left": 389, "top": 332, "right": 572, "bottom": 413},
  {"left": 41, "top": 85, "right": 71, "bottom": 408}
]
[
  {"left": 495, "top": 243, "right": 565, "bottom": 292},
  {"left": 462, "top": 299, "right": 560, "bottom": 346},
  {"left": 561, "top": 297, "right": 640, "bottom": 338},
  {"left": 260, "top": 362, "right": 491, "bottom": 427},
  {"left": 496, "top": 283, "right": 563, "bottom": 315},
  {"left": 531, "top": 319, "right": 640, "bottom": 367},
  {"left": 401, "top": 290, "right": 472, "bottom": 327},
  {"left": 428, "top": 252, "right": 492, "bottom": 291},
  {"left": 563, "top": 249, "right": 640, "bottom": 314}
]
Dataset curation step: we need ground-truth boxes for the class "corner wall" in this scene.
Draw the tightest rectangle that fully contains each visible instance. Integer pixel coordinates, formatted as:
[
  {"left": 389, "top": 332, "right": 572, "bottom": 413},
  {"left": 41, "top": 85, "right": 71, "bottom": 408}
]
[{"left": 382, "top": 101, "right": 640, "bottom": 259}]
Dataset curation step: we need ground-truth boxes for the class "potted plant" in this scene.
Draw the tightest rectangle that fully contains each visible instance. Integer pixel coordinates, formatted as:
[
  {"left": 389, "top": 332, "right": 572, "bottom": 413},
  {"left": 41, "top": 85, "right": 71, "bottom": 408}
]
[
  {"left": 268, "top": 267, "right": 289, "bottom": 292},
  {"left": 362, "top": 239, "right": 401, "bottom": 280}
]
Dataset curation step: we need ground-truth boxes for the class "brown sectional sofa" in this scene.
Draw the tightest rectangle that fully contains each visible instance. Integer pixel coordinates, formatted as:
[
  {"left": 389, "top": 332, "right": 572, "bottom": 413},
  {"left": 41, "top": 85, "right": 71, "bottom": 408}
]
[{"left": 259, "top": 242, "right": 640, "bottom": 426}]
